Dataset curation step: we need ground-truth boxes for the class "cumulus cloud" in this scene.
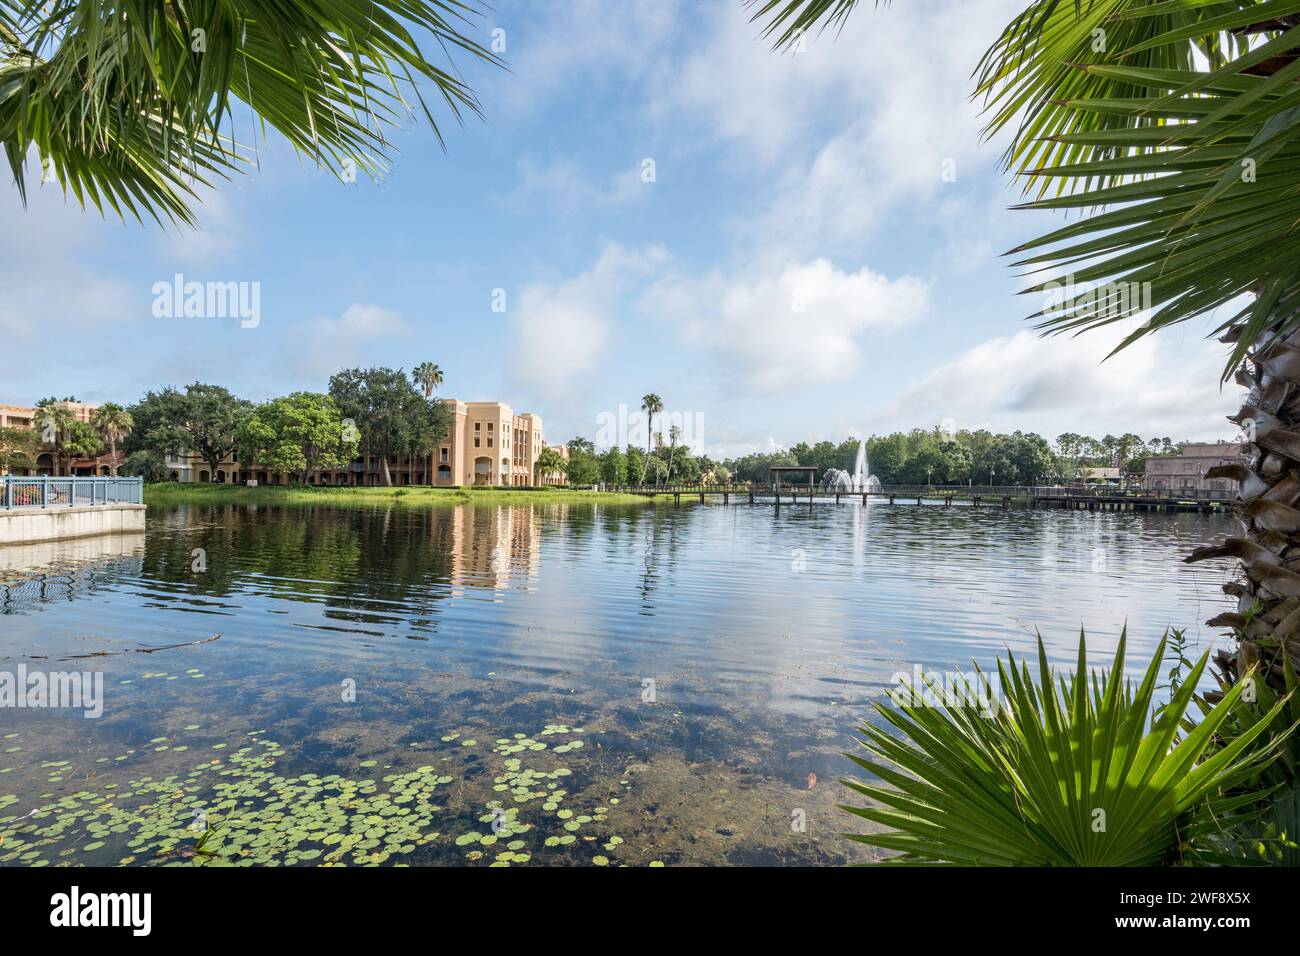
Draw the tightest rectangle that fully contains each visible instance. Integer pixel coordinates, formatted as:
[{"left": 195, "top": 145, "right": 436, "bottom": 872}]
[
  {"left": 508, "top": 244, "right": 667, "bottom": 397},
  {"left": 651, "top": 1, "right": 1020, "bottom": 160},
  {"left": 645, "top": 0, "right": 1024, "bottom": 259},
  {"left": 280, "top": 304, "right": 409, "bottom": 382},
  {"left": 646, "top": 258, "right": 929, "bottom": 391},
  {"left": 870, "top": 322, "right": 1243, "bottom": 441}
]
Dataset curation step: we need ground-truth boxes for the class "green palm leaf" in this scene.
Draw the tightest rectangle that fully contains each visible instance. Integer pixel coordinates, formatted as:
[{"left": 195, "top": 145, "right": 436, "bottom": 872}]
[
  {"left": 843, "top": 629, "right": 1289, "bottom": 865},
  {"left": 1, "top": 1, "right": 500, "bottom": 225}
]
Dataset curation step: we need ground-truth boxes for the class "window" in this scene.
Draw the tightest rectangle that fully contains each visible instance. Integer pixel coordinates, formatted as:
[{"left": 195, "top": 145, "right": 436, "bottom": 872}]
[
  {"left": 474, "top": 437, "right": 480, "bottom": 448},
  {"left": 439, "top": 448, "right": 449, "bottom": 463}
]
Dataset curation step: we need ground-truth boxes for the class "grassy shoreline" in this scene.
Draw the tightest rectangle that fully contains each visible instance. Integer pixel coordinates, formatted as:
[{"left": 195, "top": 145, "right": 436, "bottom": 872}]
[{"left": 143, "top": 482, "right": 657, "bottom": 508}]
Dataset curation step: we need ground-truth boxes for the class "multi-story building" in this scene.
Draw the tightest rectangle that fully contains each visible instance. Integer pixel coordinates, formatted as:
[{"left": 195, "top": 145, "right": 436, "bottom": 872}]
[
  {"left": 0, "top": 400, "right": 121, "bottom": 475},
  {"left": 0, "top": 404, "right": 37, "bottom": 431},
  {"left": 425, "top": 401, "right": 545, "bottom": 487},
  {"left": 1142, "top": 442, "right": 1246, "bottom": 493}
]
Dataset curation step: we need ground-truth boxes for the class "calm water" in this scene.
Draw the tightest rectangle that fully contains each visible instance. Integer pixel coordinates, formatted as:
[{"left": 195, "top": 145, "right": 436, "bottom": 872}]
[{"left": 0, "top": 500, "right": 1235, "bottom": 866}]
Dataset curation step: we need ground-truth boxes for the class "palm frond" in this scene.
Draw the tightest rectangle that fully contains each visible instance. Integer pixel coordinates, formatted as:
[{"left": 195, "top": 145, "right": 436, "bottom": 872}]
[
  {"left": 751, "top": 0, "right": 1300, "bottom": 366},
  {"left": 747, "top": 0, "right": 875, "bottom": 50},
  {"left": 844, "top": 629, "right": 1291, "bottom": 865},
  {"left": 0, "top": 0, "right": 501, "bottom": 225}
]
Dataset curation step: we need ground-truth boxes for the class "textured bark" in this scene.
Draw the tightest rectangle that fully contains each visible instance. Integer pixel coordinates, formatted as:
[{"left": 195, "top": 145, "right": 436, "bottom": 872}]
[{"left": 1188, "top": 327, "right": 1300, "bottom": 686}]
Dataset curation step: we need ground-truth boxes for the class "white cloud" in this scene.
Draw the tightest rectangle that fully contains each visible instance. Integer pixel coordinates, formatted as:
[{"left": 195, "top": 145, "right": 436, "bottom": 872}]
[
  {"left": 651, "top": 0, "right": 1020, "bottom": 160},
  {"left": 646, "top": 258, "right": 929, "bottom": 391},
  {"left": 871, "top": 322, "right": 1243, "bottom": 442},
  {"left": 646, "top": 0, "right": 1024, "bottom": 259},
  {"left": 508, "top": 244, "right": 666, "bottom": 397},
  {"left": 490, "top": 0, "right": 677, "bottom": 114},
  {"left": 280, "top": 304, "right": 409, "bottom": 382}
]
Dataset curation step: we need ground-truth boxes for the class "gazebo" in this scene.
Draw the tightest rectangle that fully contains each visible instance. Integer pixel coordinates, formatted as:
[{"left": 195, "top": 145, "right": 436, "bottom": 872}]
[{"left": 769, "top": 466, "right": 817, "bottom": 490}]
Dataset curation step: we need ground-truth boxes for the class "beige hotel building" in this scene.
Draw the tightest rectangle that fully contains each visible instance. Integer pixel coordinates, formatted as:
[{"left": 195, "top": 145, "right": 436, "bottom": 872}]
[
  {"left": 429, "top": 400, "right": 549, "bottom": 487},
  {"left": 1, "top": 400, "right": 123, "bottom": 475},
  {"left": 322, "top": 399, "right": 564, "bottom": 487}
]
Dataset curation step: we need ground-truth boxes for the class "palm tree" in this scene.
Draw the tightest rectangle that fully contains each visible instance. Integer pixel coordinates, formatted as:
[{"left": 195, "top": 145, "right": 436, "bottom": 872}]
[
  {"left": 1, "top": 2, "right": 500, "bottom": 225},
  {"left": 412, "top": 363, "right": 444, "bottom": 484},
  {"left": 535, "top": 446, "right": 566, "bottom": 486},
  {"left": 90, "top": 403, "right": 133, "bottom": 477},
  {"left": 640, "top": 393, "right": 663, "bottom": 484},
  {"left": 752, "top": 1, "right": 1300, "bottom": 691},
  {"left": 412, "top": 363, "right": 444, "bottom": 400},
  {"left": 666, "top": 424, "right": 682, "bottom": 483},
  {"left": 34, "top": 398, "right": 74, "bottom": 476}
]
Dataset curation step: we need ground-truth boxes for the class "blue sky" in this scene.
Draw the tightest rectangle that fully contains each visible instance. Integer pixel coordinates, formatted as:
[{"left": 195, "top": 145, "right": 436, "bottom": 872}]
[{"left": 0, "top": 0, "right": 1242, "bottom": 458}]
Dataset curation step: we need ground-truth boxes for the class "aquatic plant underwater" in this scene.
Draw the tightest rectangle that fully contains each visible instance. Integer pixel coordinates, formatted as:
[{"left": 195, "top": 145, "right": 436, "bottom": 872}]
[{"left": 0, "top": 721, "right": 657, "bottom": 867}]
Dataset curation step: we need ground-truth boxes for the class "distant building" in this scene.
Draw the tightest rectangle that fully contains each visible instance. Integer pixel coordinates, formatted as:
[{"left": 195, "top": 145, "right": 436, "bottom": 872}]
[
  {"left": 0, "top": 400, "right": 119, "bottom": 476},
  {"left": 430, "top": 401, "right": 546, "bottom": 487},
  {"left": 0, "top": 404, "right": 37, "bottom": 431},
  {"left": 1142, "top": 442, "right": 1246, "bottom": 493},
  {"left": 1080, "top": 467, "right": 1121, "bottom": 483}
]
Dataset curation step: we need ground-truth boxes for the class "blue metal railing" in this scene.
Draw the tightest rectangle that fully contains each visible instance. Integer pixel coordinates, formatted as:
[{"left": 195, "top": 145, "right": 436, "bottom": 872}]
[{"left": 1, "top": 476, "right": 143, "bottom": 510}]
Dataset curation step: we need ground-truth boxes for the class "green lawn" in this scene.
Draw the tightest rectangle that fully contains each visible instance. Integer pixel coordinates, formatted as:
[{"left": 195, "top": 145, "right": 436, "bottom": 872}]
[{"left": 142, "top": 482, "right": 657, "bottom": 507}]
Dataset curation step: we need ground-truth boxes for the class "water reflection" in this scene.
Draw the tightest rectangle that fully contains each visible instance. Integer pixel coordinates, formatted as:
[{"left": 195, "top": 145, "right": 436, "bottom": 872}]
[
  {"left": 0, "top": 531, "right": 145, "bottom": 612},
  {"left": 0, "top": 500, "right": 1236, "bottom": 866}
]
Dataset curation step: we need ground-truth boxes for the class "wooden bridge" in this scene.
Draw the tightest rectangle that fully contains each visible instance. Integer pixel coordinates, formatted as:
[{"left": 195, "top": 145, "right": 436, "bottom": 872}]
[{"left": 605, "top": 483, "right": 1234, "bottom": 514}]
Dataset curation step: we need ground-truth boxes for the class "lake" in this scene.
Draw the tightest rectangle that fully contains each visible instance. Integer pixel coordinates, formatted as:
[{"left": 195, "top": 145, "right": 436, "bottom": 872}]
[{"left": 0, "top": 499, "right": 1235, "bottom": 866}]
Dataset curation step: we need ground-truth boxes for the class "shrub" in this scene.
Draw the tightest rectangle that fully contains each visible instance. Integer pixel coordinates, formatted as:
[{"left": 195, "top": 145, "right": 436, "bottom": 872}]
[{"left": 842, "top": 629, "right": 1287, "bottom": 865}]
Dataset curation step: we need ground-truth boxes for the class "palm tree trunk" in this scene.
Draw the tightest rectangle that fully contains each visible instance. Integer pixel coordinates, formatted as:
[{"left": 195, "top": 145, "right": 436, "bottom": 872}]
[
  {"left": 1188, "top": 326, "right": 1300, "bottom": 688},
  {"left": 109, "top": 436, "right": 118, "bottom": 477}
]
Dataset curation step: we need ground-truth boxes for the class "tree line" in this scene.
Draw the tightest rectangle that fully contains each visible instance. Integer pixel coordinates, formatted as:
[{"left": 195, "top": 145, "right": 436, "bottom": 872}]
[
  {"left": 553, "top": 393, "right": 727, "bottom": 487},
  {"left": 123, "top": 369, "right": 450, "bottom": 485},
  {"left": 2, "top": 366, "right": 453, "bottom": 487},
  {"left": 721, "top": 429, "right": 1212, "bottom": 487}
]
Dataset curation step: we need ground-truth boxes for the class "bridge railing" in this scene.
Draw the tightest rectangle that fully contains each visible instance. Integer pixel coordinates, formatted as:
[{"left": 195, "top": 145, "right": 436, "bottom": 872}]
[
  {"left": 604, "top": 481, "right": 1237, "bottom": 501},
  {"left": 1, "top": 476, "right": 144, "bottom": 510},
  {"left": 879, "top": 484, "right": 1236, "bottom": 501}
]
